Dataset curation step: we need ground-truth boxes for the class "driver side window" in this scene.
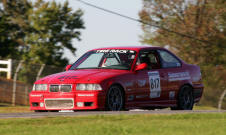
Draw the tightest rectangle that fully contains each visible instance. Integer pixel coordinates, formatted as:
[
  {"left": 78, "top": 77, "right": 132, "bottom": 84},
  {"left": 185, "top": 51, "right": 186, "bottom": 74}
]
[{"left": 138, "top": 50, "right": 161, "bottom": 69}]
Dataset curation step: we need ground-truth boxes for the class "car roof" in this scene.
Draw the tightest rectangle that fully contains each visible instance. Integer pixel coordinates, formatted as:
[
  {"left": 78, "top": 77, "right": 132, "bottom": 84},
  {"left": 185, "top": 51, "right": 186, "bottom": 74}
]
[
  {"left": 91, "top": 46, "right": 164, "bottom": 51},
  {"left": 91, "top": 46, "right": 185, "bottom": 64}
]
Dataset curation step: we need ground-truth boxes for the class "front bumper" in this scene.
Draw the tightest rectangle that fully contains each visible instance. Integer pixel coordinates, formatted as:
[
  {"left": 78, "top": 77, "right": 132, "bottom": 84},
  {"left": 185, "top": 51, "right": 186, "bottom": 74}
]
[{"left": 29, "top": 91, "right": 105, "bottom": 111}]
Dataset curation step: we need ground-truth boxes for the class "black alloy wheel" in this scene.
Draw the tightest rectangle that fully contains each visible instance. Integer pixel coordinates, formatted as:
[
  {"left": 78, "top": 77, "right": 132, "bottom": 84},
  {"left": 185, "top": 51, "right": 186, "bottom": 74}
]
[
  {"left": 106, "top": 85, "right": 124, "bottom": 111},
  {"left": 172, "top": 85, "right": 194, "bottom": 110}
]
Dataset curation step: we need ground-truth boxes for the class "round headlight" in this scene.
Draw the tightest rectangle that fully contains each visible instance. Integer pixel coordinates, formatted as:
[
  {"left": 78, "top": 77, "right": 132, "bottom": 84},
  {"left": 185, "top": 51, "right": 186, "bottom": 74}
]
[
  {"left": 87, "top": 84, "right": 93, "bottom": 90},
  {"left": 76, "top": 84, "right": 86, "bottom": 90}
]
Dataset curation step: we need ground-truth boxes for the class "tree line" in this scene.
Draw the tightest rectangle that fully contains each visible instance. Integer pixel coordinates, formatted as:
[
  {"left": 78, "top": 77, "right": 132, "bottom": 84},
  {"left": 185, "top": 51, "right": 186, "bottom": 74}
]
[
  {"left": 139, "top": 0, "right": 225, "bottom": 66},
  {"left": 139, "top": 0, "right": 226, "bottom": 108},
  {"left": 0, "top": 0, "right": 84, "bottom": 66}
]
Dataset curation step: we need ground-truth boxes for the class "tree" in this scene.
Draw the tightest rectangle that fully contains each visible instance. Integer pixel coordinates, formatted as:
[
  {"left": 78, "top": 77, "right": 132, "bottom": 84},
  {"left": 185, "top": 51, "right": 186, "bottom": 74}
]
[
  {"left": 23, "top": 0, "right": 85, "bottom": 66},
  {"left": 139, "top": 0, "right": 226, "bottom": 109},
  {"left": 21, "top": 0, "right": 85, "bottom": 83},
  {"left": 0, "top": 0, "right": 31, "bottom": 59},
  {"left": 0, "top": 12, "right": 19, "bottom": 58},
  {"left": 139, "top": 0, "right": 226, "bottom": 66},
  {"left": 0, "top": 0, "right": 84, "bottom": 66},
  {"left": 0, "top": 0, "right": 85, "bottom": 83}
]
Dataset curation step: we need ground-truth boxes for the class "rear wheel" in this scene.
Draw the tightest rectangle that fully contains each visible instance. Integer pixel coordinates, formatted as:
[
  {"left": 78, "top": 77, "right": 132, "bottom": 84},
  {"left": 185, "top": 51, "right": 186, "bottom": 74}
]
[
  {"left": 171, "top": 85, "right": 194, "bottom": 110},
  {"left": 106, "top": 85, "right": 124, "bottom": 111}
]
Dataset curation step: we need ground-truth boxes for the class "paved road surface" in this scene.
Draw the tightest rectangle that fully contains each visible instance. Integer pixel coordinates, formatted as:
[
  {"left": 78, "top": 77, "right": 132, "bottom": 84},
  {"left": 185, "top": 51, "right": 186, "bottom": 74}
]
[{"left": 0, "top": 110, "right": 225, "bottom": 119}]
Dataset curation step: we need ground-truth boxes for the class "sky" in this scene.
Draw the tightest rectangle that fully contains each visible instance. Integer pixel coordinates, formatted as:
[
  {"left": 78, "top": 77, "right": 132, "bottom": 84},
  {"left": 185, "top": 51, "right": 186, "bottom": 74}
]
[{"left": 51, "top": 0, "right": 145, "bottom": 63}]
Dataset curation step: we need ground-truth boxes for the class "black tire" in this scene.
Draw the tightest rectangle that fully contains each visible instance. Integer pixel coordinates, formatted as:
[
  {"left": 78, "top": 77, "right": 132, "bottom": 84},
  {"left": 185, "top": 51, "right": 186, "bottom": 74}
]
[
  {"left": 171, "top": 85, "right": 194, "bottom": 110},
  {"left": 34, "top": 110, "right": 48, "bottom": 112},
  {"left": 49, "top": 110, "right": 59, "bottom": 112},
  {"left": 106, "top": 85, "right": 124, "bottom": 111}
]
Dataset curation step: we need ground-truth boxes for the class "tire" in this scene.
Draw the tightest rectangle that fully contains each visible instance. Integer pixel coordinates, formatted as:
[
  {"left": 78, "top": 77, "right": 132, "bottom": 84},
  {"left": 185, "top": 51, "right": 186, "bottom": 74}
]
[
  {"left": 49, "top": 110, "right": 59, "bottom": 112},
  {"left": 171, "top": 85, "right": 194, "bottom": 110},
  {"left": 106, "top": 85, "right": 124, "bottom": 111},
  {"left": 34, "top": 110, "right": 48, "bottom": 112}
]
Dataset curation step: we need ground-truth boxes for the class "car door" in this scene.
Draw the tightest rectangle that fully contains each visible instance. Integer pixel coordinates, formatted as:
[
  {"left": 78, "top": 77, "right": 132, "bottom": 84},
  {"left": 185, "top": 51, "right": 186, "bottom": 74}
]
[
  {"left": 157, "top": 49, "right": 184, "bottom": 101},
  {"left": 135, "top": 50, "right": 168, "bottom": 104}
]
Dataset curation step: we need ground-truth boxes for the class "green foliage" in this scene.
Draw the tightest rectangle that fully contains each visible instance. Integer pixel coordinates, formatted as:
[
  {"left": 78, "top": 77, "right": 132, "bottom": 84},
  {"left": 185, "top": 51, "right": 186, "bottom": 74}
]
[
  {"left": 0, "top": 0, "right": 84, "bottom": 83},
  {"left": 0, "top": 0, "right": 84, "bottom": 65},
  {"left": 0, "top": 114, "right": 225, "bottom": 135},
  {"left": 200, "top": 66, "right": 226, "bottom": 109},
  {"left": 24, "top": 0, "right": 84, "bottom": 66},
  {"left": 0, "top": 13, "right": 19, "bottom": 58},
  {"left": 0, "top": 0, "right": 32, "bottom": 59},
  {"left": 139, "top": 0, "right": 226, "bottom": 66}
]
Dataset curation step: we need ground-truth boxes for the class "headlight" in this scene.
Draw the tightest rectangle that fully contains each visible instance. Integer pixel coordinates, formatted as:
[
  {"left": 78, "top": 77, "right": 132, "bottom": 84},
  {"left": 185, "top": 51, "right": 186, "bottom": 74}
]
[
  {"left": 76, "top": 84, "right": 102, "bottom": 91},
  {"left": 33, "top": 84, "right": 48, "bottom": 91}
]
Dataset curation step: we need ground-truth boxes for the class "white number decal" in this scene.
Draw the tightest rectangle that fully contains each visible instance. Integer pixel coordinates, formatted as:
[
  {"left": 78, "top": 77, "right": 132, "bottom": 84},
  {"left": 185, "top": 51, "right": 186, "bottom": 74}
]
[{"left": 148, "top": 71, "right": 161, "bottom": 98}]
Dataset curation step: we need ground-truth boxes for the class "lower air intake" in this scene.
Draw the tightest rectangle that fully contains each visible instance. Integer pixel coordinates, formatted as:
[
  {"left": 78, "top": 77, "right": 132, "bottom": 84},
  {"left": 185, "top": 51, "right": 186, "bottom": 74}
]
[{"left": 45, "top": 99, "right": 74, "bottom": 109}]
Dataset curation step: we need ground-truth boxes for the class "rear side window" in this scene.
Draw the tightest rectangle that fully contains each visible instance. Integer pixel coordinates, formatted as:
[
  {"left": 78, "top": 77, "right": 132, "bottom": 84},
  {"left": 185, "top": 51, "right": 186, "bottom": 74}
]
[{"left": 158, "top": 50, "right": 181, "bottom": 68}]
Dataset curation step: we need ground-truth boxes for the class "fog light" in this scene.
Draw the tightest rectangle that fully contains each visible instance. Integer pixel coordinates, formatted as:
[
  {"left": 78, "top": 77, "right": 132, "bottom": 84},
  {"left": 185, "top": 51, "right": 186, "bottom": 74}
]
[
  {"left": 40, "top": 102, "right": 44, "bottom": 107},
  {"left": 77, "top": 102, "right": 83, "bottom": 107}
]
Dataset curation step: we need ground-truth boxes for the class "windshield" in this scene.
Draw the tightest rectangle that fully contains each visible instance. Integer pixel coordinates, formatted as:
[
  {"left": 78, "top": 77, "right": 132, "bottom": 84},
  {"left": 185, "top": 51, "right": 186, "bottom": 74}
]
[{"left": 70, "top": 49, "right": 137, "bottom": 70}]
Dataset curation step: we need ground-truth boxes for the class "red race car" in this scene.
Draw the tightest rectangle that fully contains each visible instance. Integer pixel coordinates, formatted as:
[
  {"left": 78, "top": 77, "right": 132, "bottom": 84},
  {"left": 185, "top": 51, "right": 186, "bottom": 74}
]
[{"left": 30, "top": 46, "right": 204, "bottom": 111}]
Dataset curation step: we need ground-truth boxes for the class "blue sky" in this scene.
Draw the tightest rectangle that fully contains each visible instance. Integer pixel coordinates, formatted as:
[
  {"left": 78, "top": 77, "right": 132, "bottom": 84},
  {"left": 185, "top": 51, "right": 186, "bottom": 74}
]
[{"left": 51, "top": 0, "right": 145, "bottom": 63}]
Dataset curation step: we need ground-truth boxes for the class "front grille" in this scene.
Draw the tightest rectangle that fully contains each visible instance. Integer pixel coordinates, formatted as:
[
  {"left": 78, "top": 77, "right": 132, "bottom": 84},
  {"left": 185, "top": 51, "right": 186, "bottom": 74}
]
[
  {"left": 50, "top": 85, "right": 59, "bottom": 92},
  {"left": 60, "top": 85, "right": 72, "bottom": 92},
  {"left": 50, "top": 85, "right": 72, "bottom": 92},
  {"left": 45, "top": 99, "right": 74, "bottom": 109}
]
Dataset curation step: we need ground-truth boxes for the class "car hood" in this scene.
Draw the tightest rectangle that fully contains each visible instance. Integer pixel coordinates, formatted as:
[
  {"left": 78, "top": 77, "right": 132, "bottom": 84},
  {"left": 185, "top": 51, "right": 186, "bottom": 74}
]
[{"left": 35, "top": 69, "right": 129, "bottom": 84}]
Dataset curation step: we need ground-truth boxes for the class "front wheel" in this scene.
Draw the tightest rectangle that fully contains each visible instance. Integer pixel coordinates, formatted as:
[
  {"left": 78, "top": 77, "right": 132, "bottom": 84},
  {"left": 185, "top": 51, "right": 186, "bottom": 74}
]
[
  {"left": 171, "top": 85, "right": 194, "bottom": 110},
  {"left": 106, "top": 85, "right": 124, "bottom": 111}
]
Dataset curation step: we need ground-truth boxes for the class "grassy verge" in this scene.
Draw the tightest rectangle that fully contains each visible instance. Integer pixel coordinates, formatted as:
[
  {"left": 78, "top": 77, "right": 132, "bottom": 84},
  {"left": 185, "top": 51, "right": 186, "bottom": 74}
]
[
  {"left": 0, "top": 113, "right": 225, "bottom": 135},
  {"left": 193, "top": 105, "right": 218, "bottom": 110},
  {"left": 0, "top": 102, "right": 218, "bottom": 113},
  {"left": 0, "top": 103, "right": 31, "bottom": 113}
]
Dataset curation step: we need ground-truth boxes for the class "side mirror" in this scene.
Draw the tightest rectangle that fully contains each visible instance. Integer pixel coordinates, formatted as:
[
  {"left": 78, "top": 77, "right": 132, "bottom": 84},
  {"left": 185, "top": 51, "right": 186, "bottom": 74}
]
[
  {"left": 135, "top": 63, "right": 147, "bottom": 71},
  {"left": 65, "top": 65, "right": 72, "bottom": 71}
]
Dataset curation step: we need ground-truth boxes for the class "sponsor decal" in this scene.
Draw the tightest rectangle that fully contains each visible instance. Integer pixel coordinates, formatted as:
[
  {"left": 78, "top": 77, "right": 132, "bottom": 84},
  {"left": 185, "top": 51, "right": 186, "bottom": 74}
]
[
  {"left": 138, "top": 80, "right": 146, "bottom": 87},
  {"left": 169, "top": 91, "right": 175, "bottom": 99},
  {"left": 96, "top": 50, "right": 132, "bottom": 53},
  {"left": 136, "top": 95, "right": 148, "bottom": 99},
  {"left": 58, "top": 75, "right": 78, "bottom": 81},
  {"left": 30, "top": 94, "right": 43, "bottom": 97},
  {"left": 127, "top": 89, "right": 132, "bottom": 91},
  {"left": 128, "top": 95, "right": 134, "bottom": 101},
  {"left": 148, "top": 71, "right": 161, "bottom": 98},
  {"left": 77, "top": 94, "right": 94, "bottom": 97},
  {"left": 125, "top": 82, "right": 133, "bottom": 87},
  {"left": 168, "top": 72, "right": 191, "bottom": 82}
]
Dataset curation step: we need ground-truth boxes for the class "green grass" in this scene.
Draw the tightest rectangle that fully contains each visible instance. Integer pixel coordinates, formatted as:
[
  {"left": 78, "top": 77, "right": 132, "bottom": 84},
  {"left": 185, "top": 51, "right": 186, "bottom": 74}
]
[
  {"left": 0, "top": 102, "right": 218, "bottom": 113},
  {"left": 0, "top": 103, "right": 31, "bottom": 113},
  {"left": 193, "top": 105, "right": 218, "bottom": 110},
  {"left": 0, "top": 113, "right": 225, "bottom": 135}
]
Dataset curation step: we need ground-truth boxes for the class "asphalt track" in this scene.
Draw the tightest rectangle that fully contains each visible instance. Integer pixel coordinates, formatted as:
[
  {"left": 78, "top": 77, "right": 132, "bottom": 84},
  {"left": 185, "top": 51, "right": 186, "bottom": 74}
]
[{"left": 0, "top": 110, "right": 225, "bottom": 119}]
